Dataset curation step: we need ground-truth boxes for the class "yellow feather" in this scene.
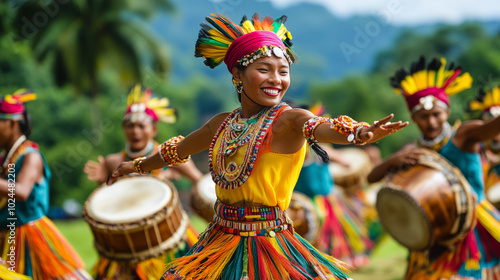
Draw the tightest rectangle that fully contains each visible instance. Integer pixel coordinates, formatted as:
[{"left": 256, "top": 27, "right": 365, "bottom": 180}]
[
  {"left": 469, "top": 101, "right": 484, "bottom": 111},
  {"left": 402, "top": 76, "right": 418, "bottom": 94},
  {"left": 484, "top": 90, "right": 494, "bottom": 108},
  {"left": 436, "top": 58, "right": 447, "bottom": 88},
  {"left": 445, "top": 73, "right": 473, "bottom": 96},
  {"left": 241, "top": 20, "right": 255, "bottom": 34},
  {"left": 207, "top": 29, "right": 233, "bottom": 45},
  {"left": 427, "top": 70, "right": 436, "bottom": 87},
  {"left": 493, "top": 87, "right": 500, "bottom": 106}
]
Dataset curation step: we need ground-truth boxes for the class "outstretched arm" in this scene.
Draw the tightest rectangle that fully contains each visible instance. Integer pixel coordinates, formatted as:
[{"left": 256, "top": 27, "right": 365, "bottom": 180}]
[{"left": 107, "top": 112, "right": 228, "bottom": 185}]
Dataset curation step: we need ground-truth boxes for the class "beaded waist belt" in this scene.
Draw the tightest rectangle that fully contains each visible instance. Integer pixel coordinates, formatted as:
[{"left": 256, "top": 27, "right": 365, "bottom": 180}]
[
  {"left": 214, "top": 200, "right": 287, "bottom": 221},
  {"left": 213, "top": 200, "right": 292, "bottom": 237}
]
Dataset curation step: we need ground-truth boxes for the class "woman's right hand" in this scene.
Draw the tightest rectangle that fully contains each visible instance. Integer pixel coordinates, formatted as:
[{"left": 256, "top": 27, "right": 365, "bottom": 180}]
[{"left": 107, "top": 161, "right": 134, "bottom": 185}]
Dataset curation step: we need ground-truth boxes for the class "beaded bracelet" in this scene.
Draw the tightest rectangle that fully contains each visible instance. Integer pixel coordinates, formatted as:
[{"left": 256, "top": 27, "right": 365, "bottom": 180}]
[
  {"left": 133, "top": 156, "right": 147, "bottom": 174},
  {"left": 331, "top": 115, "right": 370, "bottom": 144},
  {"left": 353, "top": 125, "right": 370, "bottom": 146},
  {"left": 302, "top": 117, "right": 332, "bottom": 145},
  {"left": 158, "top": 135, "right": 190, "bottom": 166}
]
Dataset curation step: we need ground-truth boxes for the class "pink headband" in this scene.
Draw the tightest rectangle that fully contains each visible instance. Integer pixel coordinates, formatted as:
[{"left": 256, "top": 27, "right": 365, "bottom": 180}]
[
  {"left": 405, "top": 87, "right": 450, "bottom": 112},
  {"left": 124, "top": 106, "right": 158, "bottom": 122},
  {"left": 224, "top": 30, "right": 287, "bottom": 73}
]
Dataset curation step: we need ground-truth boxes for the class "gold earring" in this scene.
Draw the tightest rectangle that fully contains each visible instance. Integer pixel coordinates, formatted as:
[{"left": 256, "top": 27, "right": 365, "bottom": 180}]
[{"left": 233, "top": 80, "right": 243, "bottom": 94}]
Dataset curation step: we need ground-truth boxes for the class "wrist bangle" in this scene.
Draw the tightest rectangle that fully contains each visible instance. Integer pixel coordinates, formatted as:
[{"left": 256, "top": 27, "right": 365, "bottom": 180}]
[
  {"left": 353, "top": 125, "right": 369, "bottom": 146},
  {"left": 159, "top": 136, "right": 190, "bottom": 166},
  {"left": 302, "top": 117, "right": 332, "bottom": 146},
  {"left": 133, "top": 156, "right": 147, "bottom": 174}
]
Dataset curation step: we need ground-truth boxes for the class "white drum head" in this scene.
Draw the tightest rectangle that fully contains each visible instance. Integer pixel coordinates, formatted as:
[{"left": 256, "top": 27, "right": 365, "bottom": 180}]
[
  {"left": 329, "top": 148, "right": 371, "bottom": 179},
  {"left": 87, "top": 176, "right": 171, "bottom": 224},
  {"left": 376, "top": 188, "right": 432, "bottom": 250},
  {"left": 488, "top": 182, "right": 500, "bottom": 207},
  {"left": 197, "top": 174, "right": 217, "bottom": 203}
]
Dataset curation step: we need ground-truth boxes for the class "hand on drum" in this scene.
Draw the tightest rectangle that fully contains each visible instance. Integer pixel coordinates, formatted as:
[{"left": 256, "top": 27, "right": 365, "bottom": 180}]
[
  {"left": 358, "top": 114, "right": 408, "bottom": 143},
  {"left": 389, "top": 148, "right": 426, "bottom": 167},
  {"left": 107, "top": 161, "right": 134, "bottom": 185}
]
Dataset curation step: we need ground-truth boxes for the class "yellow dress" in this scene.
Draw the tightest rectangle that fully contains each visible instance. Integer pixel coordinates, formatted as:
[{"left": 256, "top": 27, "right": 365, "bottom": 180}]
[{"left": 162, "top": 103, "right": 350, "bottom": 280}]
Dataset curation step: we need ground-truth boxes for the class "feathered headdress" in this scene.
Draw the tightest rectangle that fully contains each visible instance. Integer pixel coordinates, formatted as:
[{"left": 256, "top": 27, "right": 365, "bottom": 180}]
[
  {"left": 195, "top": 13, "right": 295, "bottom": 72},
  {"left": 124, "top": 84, "right": 176, "bottom": 124},
  {"left": 469, "top": 86, "right": 500, "bottom": 120},
  {"left": 0, "top": 89, "right": 37, "bottom": 120},
  {"left": 390, "top": 56, "right": 473, "bottom": 113}
]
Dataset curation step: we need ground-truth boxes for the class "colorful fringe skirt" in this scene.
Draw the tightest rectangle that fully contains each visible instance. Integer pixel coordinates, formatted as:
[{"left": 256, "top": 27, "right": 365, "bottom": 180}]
[
  {"left": 161, "top": 200, "right": 351, "bottom": 280},
  {"left": 92, "top": 224, "right": 199, "bottom": 280},
  {"left": 312, "top": 190, "right": 375, "bottom": 267},
  {"left": 0, "top": 216, "right": 92, "bottom": 280},
  {"left": 405, "top": 200, "right": 500, "bottom": 279},
  {"left": 0, "top": 257, "right": 32, "bottom": 280}
]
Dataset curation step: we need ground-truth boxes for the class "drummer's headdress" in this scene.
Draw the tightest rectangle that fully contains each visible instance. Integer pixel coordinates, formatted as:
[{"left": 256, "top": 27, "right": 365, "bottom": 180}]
[
  {"left": 0, "top": 89, "right": 36, "bottom": 120},
  {"left": 390, "top": 56, "right": 473, "bottom": 114},
  {"left": 195, "top": 13, "right": 296, "bottom": 73},
  {"left": 469, "top": 85, "right": 500, "bottom": 120},
  {"left": 123, "top": 84, "right": 176, "bottom": 124}
]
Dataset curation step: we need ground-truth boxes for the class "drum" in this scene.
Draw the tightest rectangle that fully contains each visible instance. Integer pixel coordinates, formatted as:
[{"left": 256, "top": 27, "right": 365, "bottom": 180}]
[
  {"left": 487, "top": 182, "right": 500, "bottom": 209},
  {"left": 376, "top": 150, "right": 476, "bottom": 251},
  {"left": 190, "top": 173, "right": 217, "bottom": 223},
  {"left": 329, "top": 148, "right": 372, "bottom": 192},
  {"left": 83, "top": 176, "right": 188, "bottom": 262},
  {"left": 287, "top": 192, "right": 320, "bottom": 244}
]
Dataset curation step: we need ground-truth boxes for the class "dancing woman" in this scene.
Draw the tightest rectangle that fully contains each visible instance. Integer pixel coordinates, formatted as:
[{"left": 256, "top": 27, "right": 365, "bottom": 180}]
[{"left": 109, "top": 13, "right": 407, "bottom": 280}]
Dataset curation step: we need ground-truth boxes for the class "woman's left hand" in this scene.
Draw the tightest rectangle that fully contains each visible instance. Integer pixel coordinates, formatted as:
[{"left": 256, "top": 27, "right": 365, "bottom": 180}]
[{"left": 357, "top": 114, "right": 408, "bottom": 143}]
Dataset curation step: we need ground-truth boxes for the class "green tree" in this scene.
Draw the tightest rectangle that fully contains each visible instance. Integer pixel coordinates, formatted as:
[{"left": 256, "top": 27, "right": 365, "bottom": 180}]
[{"left": 12, "top": 0, "right": 173, "bottom": 127}]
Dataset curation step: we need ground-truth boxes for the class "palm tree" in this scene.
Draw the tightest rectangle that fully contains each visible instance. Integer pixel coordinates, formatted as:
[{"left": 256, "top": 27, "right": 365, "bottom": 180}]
[{"left": 12, "top": 0, "right": 173, "bottom": 127}]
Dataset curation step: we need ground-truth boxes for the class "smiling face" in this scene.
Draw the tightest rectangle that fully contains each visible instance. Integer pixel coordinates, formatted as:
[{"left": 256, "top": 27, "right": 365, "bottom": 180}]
[
  {"left": 411, "top": 106, "right": 450, "bottom": 140},
  {"left": 122, "top": 119, "right": 157, "bottom": 151},
  {"left": 232, "top": 55, "right": 290, "bottom": 115}
]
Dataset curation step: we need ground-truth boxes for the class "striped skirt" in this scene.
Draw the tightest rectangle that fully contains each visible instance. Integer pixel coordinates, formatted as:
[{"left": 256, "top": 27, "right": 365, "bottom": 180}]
[{"left": 161, "top": 200, "right": 351, "bottom": 280}]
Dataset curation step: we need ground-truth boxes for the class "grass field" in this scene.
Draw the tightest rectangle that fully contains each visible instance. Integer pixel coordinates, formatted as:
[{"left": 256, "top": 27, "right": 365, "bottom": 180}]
[{"left": 54, "top": 216, "right": 408, "bottom": 280}]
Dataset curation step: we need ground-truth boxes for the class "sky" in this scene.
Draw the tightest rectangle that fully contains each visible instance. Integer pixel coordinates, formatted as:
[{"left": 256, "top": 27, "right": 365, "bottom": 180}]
[{"left": 269, "top": 0, "right": 500, "bottom": 25}]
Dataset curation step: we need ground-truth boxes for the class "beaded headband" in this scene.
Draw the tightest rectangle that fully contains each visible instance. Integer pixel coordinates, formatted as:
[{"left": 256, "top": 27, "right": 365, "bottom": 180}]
[
  {"left": 195, "top": 13, "right": 296, "bottom": 73},
  {"left": 123, "top": 84, "right": 176, "bottom": 124},
  {"left": 390, "top": 56, "right": 473, "bottom": 114}
]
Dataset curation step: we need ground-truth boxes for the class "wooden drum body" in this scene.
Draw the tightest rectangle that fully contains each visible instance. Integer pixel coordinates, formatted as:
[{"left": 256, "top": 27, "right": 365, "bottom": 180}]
[
  {"left": 83, "top": 176, "right": 188, "bottom": 262},
  {"left": 287, "top": 192, "right": 320, "bottom": 244},
  {"left": 190, "top": 174, "right": 217, "bottom": 223},
  {"left": 376, "top": 150, "right": 476, "bottom": 251}
]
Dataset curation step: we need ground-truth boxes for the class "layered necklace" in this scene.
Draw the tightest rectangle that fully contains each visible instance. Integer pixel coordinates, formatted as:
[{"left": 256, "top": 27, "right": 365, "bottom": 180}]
[
  {"left": 209, "top": 103, "right": 284, "bottom": 189},
  {"left": 124, "top": 140, "right": 154, "bottom": 160},
  {"left": 418, "top": 122, "right": 452, "bottom": 151}
]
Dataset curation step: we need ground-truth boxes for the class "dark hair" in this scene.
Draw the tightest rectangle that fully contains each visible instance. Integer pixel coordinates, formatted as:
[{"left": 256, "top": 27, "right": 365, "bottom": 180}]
[{"left": 18, "top": 109, "right": 32, "bottom": 137}]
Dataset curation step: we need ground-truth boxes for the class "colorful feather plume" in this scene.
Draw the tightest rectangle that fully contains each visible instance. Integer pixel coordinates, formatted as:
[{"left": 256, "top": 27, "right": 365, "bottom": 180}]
[
  {"left": 4, "top": 89, "right": 37, "bottom": 105},
  {"left": 469, "top": 86, "right": 500, "bottom": 118},
  {"left": 390, "top": 56, "right": 473, "bottom": 97},
  {"left": 195, "top": 13, "right": 295, "bottom": 68},
  {"left": 126, "top": 84, "right": 177, "bottom": 124}
]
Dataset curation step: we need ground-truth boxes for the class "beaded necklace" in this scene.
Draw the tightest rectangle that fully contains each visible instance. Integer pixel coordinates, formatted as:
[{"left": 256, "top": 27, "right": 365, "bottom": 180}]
[
  {"left": 418, "top": 121, "right": 452, "bottom": 151},
  {"left": 209, "top": 103, "right": 284, "bottom": 189},
  {"left": 0, "top": 137, "right": 33, "bottom": 177}
]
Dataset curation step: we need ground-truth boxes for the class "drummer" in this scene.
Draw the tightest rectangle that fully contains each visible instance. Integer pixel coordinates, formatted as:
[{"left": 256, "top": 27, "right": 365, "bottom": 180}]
[
  {"left": 293, "top": 103, "right": 375, "bottom": 267},
  {"left": 108, "top": 12, "right": 407, "bottom": 279},
  {"left": 84, "top": 85, "right": 202, "bottom": 279},
  {"left": 0, "top": 90, "right": 92, "bottom": 279},
  {"left": 368, "top": 56, "right": 500, "bottom": 279},
  {"left": 469, "top": 86, "right": 500, "bottom": 208}
]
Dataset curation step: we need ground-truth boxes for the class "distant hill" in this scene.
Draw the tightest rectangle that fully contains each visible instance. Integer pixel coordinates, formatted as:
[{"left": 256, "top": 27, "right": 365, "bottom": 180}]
[{"left": 150, "top": 0, "right": 500, "bottom": 96}]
